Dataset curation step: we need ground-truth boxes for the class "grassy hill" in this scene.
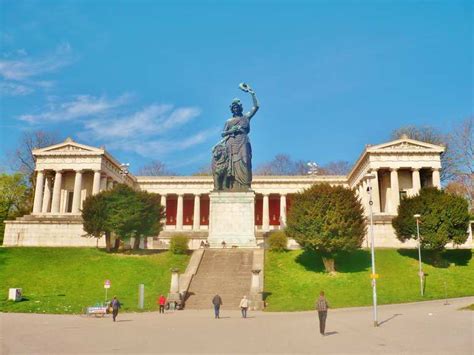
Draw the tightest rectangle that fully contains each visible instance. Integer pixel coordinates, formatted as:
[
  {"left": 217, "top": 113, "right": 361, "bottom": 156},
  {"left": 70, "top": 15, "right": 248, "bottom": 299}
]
[
  {"left": 264, "top": 249, "right": 473, "bottom": 311},
  {"left": 0, "top": 248, "right": 190, "bottom": 314}
]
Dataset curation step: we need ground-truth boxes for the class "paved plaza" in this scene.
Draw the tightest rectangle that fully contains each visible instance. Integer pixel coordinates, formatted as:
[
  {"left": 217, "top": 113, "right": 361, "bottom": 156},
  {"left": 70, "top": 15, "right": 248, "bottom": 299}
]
[{"left": 1, "top": 297, "right": 473, "bottom": 354}]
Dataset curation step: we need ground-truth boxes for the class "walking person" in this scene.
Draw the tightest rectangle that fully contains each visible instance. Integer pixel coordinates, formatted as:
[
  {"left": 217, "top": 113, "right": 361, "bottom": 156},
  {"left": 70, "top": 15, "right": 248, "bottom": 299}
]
[
  {"left": 110, "top": 296, "right": 121, "bottom": 322},
  {"left": 316, "top": 291, "right": 329, "bottom": 336},
  {"left": 212, "top": 294, "right": 223, "bottom": 319},
  {"left": 157, "top": 294, "right": 166, "bottom": 314},
  {"left": 239, "top": 295, "right": 249, "bottom": 318}
]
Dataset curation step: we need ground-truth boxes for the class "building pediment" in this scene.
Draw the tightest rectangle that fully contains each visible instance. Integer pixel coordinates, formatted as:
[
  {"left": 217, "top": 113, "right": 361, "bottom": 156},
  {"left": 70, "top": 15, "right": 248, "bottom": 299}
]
[
  {"left": 367, "top": 138, "right": 445, "bottom": 154},
  {"left": 33, "top": 138, "right": 104, "bottom": 156}
]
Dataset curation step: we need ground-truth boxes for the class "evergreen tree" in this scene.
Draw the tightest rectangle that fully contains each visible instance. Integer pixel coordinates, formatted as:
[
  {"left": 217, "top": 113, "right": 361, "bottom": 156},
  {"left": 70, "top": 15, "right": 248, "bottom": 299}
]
[{"left": 286, "top": 184, "right": 366, "bottom": 272}]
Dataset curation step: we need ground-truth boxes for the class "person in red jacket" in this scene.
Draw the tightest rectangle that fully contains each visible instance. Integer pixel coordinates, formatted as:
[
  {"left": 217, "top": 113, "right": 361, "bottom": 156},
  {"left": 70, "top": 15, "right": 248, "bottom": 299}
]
[{"left": 157, "top": 295, "right": 167, "bottom": 314}]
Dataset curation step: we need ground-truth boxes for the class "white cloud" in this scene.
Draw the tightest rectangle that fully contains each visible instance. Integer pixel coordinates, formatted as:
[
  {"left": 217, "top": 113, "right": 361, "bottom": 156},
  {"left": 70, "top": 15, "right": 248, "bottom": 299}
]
[
  {"left": 81, "top": 104, "right": 201, "bottom": 140},
  {"left": 0, "top": 42, "right": 74, "bottom": 96},
  {"left": 19, "top": 94, "right": 130, "bottom": 123},
  {"left": 0, "top": 82, "right": 34, "bottom": 96},
  {"left": 106, "top": 127, "right": 218, "bottom": 158},
  {"left": 0, "top": 42, "right": 73, "bottom": 81}
]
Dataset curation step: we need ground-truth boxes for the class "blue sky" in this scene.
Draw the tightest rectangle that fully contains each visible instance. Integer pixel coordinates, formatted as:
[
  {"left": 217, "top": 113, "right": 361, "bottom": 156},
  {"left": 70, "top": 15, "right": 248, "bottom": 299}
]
[{"left": 0, "top": 0, "right": 472, "bottom": 174}]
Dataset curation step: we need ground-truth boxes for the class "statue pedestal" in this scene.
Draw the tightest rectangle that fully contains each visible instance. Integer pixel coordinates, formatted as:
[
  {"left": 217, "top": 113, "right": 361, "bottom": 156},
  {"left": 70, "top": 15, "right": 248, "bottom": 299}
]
[{"left": 208, "top": 191, "right": 257, "bottom": 248}]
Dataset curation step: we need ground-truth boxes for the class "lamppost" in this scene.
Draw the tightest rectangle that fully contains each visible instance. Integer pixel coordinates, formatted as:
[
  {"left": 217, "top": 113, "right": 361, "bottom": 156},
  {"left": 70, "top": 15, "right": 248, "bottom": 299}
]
[
  {"left": 365, "top": 173, "right": 378, "bottom": 327},
  {"left": 414, "top": 214, "right": 424, "bottom": 296}
]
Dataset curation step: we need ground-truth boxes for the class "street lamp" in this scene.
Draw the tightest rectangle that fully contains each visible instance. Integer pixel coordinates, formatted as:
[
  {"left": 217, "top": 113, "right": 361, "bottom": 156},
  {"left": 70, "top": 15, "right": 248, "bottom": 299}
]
[
  {"left": 414, "top": 214, "right": 424, "bottom": 296},
  {"left": 365, "top": 173, "right": 378, "bottom": 327}
]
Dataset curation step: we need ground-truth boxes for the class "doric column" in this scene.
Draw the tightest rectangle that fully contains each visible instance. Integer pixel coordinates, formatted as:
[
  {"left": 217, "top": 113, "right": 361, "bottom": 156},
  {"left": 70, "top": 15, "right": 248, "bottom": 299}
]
[
  {"left": 32, "top": 170, "right": 45, "bottom": 214},
  {"left": 51, "top": 170, "right": 63, "bottom": 214},
  {"left": 193, "top": 194, "right": 201, "bottom": 231},
  {"left": 280, "top": 194, "right": 287, "bottom": 227},
  {"left": 370, "top": 169, "right": 381, "bottom": 213},
  {"left": 262, "top": 194, "right": 270, "bottom": 231},
  {"left": 107, "top": 178, "right": 114, "bottom": 190},
  {"left": 412, "top": 168, "right": 421, "bottom": 195},
  {"left": 176, "top": 194, "right": 184, "bottom": 230},
  {"left": 432, "top": 168, "right": 441, "bottom": 189},
  {"left": 71, "top": 170, "right": 83, "bottom": 213},
  {"left": 390, "top": 168, "right": 400, "bottom": 214},
  {"left": 160, "top": 194, "right": 167, "bottom": 225},
  {"left": 92, "top": 170, "right": 101, "bottom": 195},
  {"left": 41, "top": 175, "right": 52, "bottom": 213},
  {"left": 99, "top": 175, "right": 107, "bottom": 192}
]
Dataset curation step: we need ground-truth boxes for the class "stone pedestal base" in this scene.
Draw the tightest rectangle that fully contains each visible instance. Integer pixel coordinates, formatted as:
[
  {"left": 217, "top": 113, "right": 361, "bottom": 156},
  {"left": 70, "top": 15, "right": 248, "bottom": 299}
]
[{"left": 208, "top": 191, "right": 257, "bottom": 248}]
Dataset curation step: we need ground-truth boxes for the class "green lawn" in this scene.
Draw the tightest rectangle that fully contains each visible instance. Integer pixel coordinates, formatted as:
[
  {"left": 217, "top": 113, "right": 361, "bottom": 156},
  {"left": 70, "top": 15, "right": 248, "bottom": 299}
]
[
  {"left": 0, "top": 248, "right": 190, "bottom": 314},
  {"left": 264, "top": 249, "right": 473, "bottom": 311}
]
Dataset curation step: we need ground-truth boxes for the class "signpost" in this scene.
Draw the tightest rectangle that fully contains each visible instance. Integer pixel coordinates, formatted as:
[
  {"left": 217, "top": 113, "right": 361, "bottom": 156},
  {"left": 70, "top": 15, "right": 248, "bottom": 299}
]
[{"left": 104, "top": 279, "right": 111, "bottom": 302}]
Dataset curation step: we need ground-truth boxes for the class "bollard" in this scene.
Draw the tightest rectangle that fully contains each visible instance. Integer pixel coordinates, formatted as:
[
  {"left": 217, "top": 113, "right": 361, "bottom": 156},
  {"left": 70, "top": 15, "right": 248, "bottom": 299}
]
[{"left": 138, "top": 284, "right": 145, "bottom": 309}]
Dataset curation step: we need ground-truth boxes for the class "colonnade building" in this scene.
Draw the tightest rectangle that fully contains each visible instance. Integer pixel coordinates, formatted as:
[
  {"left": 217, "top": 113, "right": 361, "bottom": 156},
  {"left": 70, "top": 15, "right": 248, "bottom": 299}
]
[{"left": 3, "top": 136, "right": 472, "bottom": 249}]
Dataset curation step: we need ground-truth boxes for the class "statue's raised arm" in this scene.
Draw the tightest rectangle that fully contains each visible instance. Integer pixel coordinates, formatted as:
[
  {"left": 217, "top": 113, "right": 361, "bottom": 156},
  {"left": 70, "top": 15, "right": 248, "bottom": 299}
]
[{"left": 239, "top": 83, "right": 259, "bottom": 120}]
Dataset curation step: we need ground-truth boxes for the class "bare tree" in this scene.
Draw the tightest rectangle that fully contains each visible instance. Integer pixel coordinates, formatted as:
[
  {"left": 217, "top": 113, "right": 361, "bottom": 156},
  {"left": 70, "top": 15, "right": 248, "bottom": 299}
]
[
  {"left": 391, "top": 125, "right": 455, "bottom": 181},
  {"left": 446, "top": 117, "right": 473, "bottom": 211},
  {"left": 9, "top": 130, "right": 61, "bottom": 187},
  {"left": 137, "top": 160, "right": 175, "bottom": 176},
  {"left": 254, "top": 154, "right": 308, "bottom": 175},
  {"left": 192, "top": 164, "right": 212, "bottom": 176},
  {"left": 318, "top": 160, "right": 352, "bottom": 175}
]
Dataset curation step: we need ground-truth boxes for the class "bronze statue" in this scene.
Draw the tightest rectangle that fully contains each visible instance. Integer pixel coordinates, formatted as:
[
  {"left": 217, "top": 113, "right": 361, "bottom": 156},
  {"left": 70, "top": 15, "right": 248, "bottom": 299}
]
[{"left": 212, "top": 83, "right": 259, "bottom": 191}]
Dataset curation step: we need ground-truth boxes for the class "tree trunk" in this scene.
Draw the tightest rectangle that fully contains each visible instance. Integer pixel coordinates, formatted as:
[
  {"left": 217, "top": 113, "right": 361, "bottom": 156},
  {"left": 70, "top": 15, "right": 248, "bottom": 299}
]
[
  {"left": 113, "top": 237, "right": 121, "bottom": 251},
  {"left": 133, "top": 236, "right": 141, "bottom": 250},
  {"left": 322, "top": 256, "right": 336, "bottom": 273},
  {"left": 105, "top": 232, "right": 111, "bottom": 252}
]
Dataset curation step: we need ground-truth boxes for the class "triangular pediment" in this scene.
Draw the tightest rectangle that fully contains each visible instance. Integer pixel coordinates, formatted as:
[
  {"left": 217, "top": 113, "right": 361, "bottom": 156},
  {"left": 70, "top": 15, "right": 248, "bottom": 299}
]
[
  {"left": 367, "top": 138, "right": 445, "bottom": 153},
  {"left": 33, "top": 138, "right": 104, "bottom": 155}
]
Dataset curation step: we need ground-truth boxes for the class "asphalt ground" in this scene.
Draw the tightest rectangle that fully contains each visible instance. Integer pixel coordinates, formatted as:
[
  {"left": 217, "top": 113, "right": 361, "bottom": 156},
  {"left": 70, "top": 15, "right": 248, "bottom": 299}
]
[{"left": 1, "top": 297, "right": 473, "bottom": 354}]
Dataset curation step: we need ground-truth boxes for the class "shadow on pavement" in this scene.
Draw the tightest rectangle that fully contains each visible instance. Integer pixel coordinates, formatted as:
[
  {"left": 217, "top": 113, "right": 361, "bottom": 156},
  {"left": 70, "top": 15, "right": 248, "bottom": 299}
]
[
  {"left": 325, "top": 331, "right": 338, "bottom": 336},
  {"left": 378, "top": 313, "right": 402, "bottom": 326}
]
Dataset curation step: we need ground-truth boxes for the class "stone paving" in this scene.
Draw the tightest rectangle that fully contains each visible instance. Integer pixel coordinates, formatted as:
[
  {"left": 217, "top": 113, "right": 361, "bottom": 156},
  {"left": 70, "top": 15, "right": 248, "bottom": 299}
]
[{"left": 1, "top": 297, "right": 473, "bottom": 354}]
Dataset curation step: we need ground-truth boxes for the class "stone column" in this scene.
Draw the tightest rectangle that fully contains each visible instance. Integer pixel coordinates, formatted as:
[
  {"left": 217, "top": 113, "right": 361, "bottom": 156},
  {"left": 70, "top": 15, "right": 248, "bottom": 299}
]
[
  {"left": 170, "top": 269, "right": 180, "bottom": 294},
  {"left": 32, "top": 170, "right": 45, "bottom": 214},
  {"left": 250, "top": 269, "right": 261, "bottom": 294},
  {"left": 160, "top": 194, "right": 167, "bottom": 226},
  {"left": 71, "top": 170, "right": 83, "bottom": 214},
  {"left": 280, "top": 194, "right": 287, "bottom": 227},
  {"left": 176, "top": 194, "right": 184, "bottom": 230},
  {"left": 262, "top": 194, "right": 270, "bottom": 231},
  {"left": 107, "top": 178, "right": 114, "bottom": 190},
  {"left": 390, "top": 168, "right": 400, "bottom": 214},
  {"left": 99, "top": 175, "right": 107, "bottom": 192},
  {"left": 432, "top": 168, "right": 441, "bottom": 189},
  {"left": 370, "top": 170, "right": 381, "bottom": 213},
  {"left": 51, "top": 170, "right": 63, "bottom": 214},
  {"left": 41, "top": 175, "right": 52, "bottom": 213},
  {"left": 92, "top": 170, "right": 101, "bottom": 195},
  {"left": 193, "top": 194, "right": 201, "bottom": 231},
  {"left": 412, "top": 168, "right": 421, "bottom": 195}
]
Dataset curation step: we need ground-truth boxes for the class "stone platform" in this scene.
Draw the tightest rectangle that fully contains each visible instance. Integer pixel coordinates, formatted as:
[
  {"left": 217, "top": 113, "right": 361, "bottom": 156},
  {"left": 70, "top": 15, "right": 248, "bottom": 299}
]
[{"left": 208, "top": 191, "right": 257, "bottom": 247}]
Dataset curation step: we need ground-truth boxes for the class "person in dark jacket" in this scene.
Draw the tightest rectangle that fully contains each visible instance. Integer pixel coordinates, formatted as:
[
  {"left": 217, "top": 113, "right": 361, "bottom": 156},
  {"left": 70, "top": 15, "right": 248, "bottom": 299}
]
[
  {"left": 110, "top": 296, "right": 121, "bottom": 322},
  {"left": 212, "top": 294, "right": 223, "bottom": 319},
  {"left": 316, "top": 291, "right": 329, "bottom": 335}
]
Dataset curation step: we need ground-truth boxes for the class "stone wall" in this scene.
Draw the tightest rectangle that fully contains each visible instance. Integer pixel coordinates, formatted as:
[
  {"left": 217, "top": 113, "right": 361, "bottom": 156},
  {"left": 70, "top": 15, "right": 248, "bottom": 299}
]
[{"left": 3, "top": 219, "right": 104, "bottom": 247}]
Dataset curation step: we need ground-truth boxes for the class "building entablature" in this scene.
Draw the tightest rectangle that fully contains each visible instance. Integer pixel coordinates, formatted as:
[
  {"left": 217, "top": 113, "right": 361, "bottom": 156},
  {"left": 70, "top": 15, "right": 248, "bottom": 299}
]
[{"left": 348, "top": 137, "right": 444, "bottom": 188}]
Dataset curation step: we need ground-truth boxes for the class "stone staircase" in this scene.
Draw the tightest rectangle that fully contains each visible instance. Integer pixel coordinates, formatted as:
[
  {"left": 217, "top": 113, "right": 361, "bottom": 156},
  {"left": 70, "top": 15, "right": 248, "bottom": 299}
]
[{"left": 184, "top": 249, "right": 254, "bottom": 309}]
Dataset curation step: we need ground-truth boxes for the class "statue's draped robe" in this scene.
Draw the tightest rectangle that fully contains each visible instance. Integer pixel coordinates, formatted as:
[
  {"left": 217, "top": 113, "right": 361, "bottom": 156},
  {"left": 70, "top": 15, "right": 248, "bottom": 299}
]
[{"left": 223, "top": 115, "right": 252, "bottom": 189}]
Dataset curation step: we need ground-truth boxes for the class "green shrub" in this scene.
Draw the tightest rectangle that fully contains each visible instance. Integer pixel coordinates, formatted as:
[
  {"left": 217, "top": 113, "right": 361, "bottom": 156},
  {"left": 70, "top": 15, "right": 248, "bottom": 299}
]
[
  {"left": 169, "top": 234, "right": 189, "bottom": 254},
  {"left": 267, "top": 231, "right": 288, "bottom": 252},
  {"left": 286, "top": 183, "right": 366, "bottom": 272},
  {"left": 393, "top": 187, "right": 470, "bottom": 251}
]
